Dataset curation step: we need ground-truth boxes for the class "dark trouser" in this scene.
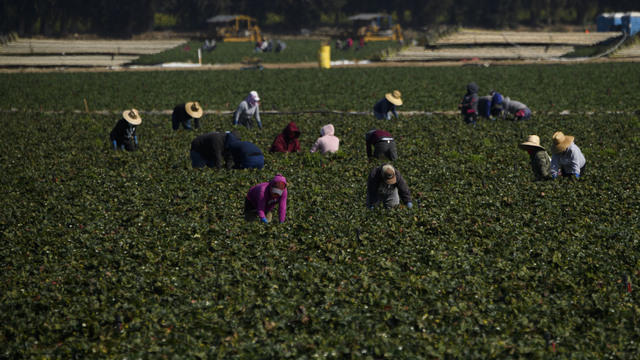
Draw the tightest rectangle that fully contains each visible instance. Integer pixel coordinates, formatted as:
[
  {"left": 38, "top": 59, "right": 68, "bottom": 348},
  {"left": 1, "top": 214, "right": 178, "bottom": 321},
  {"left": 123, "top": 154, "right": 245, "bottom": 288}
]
[
  {"left": 110, "top": 136, "right": 137, "bottom": 151},
  {"left": 244, "top": 198, "right": 272, "bottom": 222},
  {"left": 235, "top": 154, "right": 264, "bottom": 169},
  {"left": 464, "top": 114, "right": 477, "bottom": 124},
  {"left": 373, "top": 140, "right": 398, "bottom": 161},
  {"left": 561, "top": 164, "right": 586, "bottom": 177},
  {"left": 190, "top": 150, "right": 215, "bottom": 168},
  {"left": 173, "top": 118, "right": 199, "bottom": 130}
]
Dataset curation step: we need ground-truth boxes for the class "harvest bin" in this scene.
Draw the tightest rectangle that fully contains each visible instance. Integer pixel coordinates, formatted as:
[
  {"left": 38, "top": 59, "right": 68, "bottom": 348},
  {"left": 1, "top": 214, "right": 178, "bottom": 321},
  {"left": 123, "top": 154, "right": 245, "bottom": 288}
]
[{"left": 318, "top": 44, "right": 330, "bottom": 69}]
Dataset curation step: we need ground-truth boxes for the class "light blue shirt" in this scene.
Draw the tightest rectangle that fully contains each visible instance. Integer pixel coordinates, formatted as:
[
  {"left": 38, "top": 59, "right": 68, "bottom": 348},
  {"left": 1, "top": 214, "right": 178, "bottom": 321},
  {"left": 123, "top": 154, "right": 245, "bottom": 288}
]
[{"left": 551, "top": 142, "right": 586, "bottom": 177}]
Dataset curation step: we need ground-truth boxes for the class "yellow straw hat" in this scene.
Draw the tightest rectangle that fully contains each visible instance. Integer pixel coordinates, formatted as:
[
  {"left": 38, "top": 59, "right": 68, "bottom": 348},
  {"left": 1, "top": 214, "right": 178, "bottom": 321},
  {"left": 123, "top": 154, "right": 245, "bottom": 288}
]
[
  {"left": 552, "top": 131, "right": 575, "bottom": 154},
  {"left": 185, "top": 101, "right": 203, "bottom": 118},
  {"left": 518, "top": 135, "right": 545, "bottom": 151},
  {"left": 122, "top": 108, "right": 142, "bottom": 125},
  {"left": 385, "top": 90, "right": 403, "bottom": 106}
]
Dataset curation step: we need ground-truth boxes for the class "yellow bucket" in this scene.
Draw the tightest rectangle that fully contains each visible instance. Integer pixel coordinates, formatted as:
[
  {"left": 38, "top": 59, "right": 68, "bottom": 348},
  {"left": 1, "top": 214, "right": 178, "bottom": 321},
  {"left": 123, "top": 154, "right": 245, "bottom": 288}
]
[{"left": 318, "top": 45, "right": 330, "bottom": 69}]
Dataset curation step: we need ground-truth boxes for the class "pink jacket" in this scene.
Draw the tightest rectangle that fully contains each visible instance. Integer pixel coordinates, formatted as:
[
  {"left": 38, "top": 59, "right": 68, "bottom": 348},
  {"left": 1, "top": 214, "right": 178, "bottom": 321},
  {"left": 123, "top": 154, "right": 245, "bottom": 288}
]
[
  {"left": 246, "top": 174, "right": 288, "bottom": 223},
  {"left": 310, "top": 124, "right": 339, "bottom": 154}
]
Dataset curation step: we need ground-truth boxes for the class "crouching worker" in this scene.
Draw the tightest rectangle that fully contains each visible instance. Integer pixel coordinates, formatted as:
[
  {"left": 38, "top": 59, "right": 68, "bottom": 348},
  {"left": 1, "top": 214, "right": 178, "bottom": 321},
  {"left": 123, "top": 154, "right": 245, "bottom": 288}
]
[
  {"left": 225, "top": 131, "right": 265, "bottom": 169},
  {"left": 110, "top": 109, "right": 141, "bottom": 151},
  {"left": 270, "top": 122, "right": 301, "bottom": 153},
  {"left": 518, "top": 135, "right": 552, "bottom": 181},
  {"left": 502, "top": 97, "right": 531, "bottom": 121},
  {"left": 366, "top": 129, "right": 397, "bottom": 161},
  {"left": 459, "top": 82, "right": 479, "bottom": 125},
  {"left": 244, "top": 174, "right": 288, "bottom": 223},
  {"left": 190, "top": 130, "right": 235, "bottom": 169},
  {"left": 310, "top": 124, "right": 339, "bottom": 154},
  {"left": 373, "top": 90, "right": 403, "bottom": 120},
  {"left": 551, "top": 131, "right": 586, "bottom": 180},
  {"left": 172, "top": 101, "right": 203, "bottom": 130},
  {"left": 367, "top": 164, "right": 412, "bottom": 209}
]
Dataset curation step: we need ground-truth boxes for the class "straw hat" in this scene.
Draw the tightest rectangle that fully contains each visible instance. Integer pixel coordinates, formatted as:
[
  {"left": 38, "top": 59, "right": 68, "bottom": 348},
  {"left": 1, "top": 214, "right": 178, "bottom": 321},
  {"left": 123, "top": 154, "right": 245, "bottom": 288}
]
[
  {"left": 385, "top": 90, "right": 403, "bottom": 106},
  {"left": 518, "top": 135, "right": 545, "bottom": 151},
  {"left": 185, "top": 101, "right": 203, "bottom": 118},
  {"left": 382, "top": 164, "right": 397, "bottom": 184},
  {"left": 552, "top": 131, "right": 574, "bottom": 154},
  {"left": 122, "top": 108, "right": 142, "bottom": 125}
]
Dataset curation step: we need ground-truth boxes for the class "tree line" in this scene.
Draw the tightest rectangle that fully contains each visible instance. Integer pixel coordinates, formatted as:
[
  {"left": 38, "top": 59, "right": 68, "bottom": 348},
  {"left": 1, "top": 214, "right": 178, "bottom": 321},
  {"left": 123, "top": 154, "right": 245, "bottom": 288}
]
[{"left": 1, "top": 0, "right": 638, "bottom": 37}]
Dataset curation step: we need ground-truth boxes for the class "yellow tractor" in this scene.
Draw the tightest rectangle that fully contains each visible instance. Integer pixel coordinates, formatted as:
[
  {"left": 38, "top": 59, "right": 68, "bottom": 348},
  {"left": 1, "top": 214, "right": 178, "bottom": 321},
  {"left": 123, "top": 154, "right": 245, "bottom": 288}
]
[
  {"left": 206, "top": 15, "right": 262, "bottom": 42},
  {"left": 347, "top": 13, "right": 403, "bottom": 42}
]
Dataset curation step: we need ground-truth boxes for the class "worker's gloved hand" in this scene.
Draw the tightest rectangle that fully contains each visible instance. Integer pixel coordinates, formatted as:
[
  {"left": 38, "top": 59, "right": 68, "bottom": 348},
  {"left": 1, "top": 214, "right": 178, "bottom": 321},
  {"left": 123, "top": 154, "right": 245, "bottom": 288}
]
[
  {"left": 406, "top": 202, "right": 413, "bottom": 209},
  {"left": 574, "top": 173, "right": 580, "bottom": 179},
  {"left": 279, "top": 220, "right": 284, "bottom": 224},
  {"left": 112, "top": 140, "right": 118, "bottom": 150},
  {"left": 260, "top": 217, "right": 268, "bottom": 223},
  {"left": 552, "top": 174, "right": 558, "bottom": 180},
  {"left": 368, "top": 205, "right": 374, "bottom": 210},
  {"left": 257, "top": 121, "right": 263, "bottom": 129},
  {"left": 134, "top": 135, "right": 138, "bottom": 145}
]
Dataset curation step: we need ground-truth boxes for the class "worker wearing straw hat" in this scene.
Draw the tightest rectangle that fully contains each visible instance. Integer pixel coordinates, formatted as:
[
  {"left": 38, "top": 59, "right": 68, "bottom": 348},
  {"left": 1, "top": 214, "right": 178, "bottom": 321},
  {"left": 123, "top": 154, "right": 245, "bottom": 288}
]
[
  {"left": 234, "top": 91, "right": 262, "bottom": 129},
  {"left": 518, "top": 135, "right": 552, "bottom": 181},
  {"left": 366, "top": 164, "right": 412, "bottom": 209},
  {"left": 550, "top": 131, "right": 586, "bottom": 179},
  {"left": 373, "top": 90, "right": 402, "bottom": 120},
  {"left": 172, "top": 101, "right": 203, "bottom": 131},
  {"left": 110, "top": 109, "right": 141, "bottom": 151}
]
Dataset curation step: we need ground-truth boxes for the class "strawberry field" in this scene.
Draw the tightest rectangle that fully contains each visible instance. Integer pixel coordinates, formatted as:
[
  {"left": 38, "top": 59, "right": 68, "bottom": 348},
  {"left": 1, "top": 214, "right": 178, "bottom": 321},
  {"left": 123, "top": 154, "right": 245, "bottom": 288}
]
[{"left": 1, "top": 63, "right": 640, "bottom": 358}]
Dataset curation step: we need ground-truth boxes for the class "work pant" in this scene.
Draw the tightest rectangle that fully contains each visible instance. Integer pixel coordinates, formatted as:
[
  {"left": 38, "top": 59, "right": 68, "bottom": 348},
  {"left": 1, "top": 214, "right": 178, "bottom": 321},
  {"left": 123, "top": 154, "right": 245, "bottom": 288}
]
[
  {"left": 373, "top": 140, "right": 398, "bottom": 161},
  {"left": 561, "top": 164, "right": 586, "bottom": 177},
  {"left": 369, "top": 188, "right": 400, "bottom": 208},
  {"left": 244, "top": 198, "right": 273, "bottom": 222},
  {"left": 190, "top": 150, "right": 215, "bottom": 168},
  {"left": 374, "top": 110, "right": 392, "bottom": 120},
  {"left": 235, "top": 154, "right": 265, "bottom": 170},
  {"left": 173, "top": 117, "right": 199, "bottom": 130}
]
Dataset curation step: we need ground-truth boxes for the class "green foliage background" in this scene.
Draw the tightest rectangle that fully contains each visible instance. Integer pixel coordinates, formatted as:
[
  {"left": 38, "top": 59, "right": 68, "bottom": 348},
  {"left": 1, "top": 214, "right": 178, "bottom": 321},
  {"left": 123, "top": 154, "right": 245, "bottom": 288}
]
[{"left": 1, "top": 63, "right": 639, "bottom": 358}]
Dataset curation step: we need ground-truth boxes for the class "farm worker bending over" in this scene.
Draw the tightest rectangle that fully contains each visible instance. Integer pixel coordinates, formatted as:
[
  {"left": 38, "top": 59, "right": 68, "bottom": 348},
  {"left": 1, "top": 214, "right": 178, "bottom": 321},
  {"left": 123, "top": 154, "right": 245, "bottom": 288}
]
[
  {"left": 518, "top": 135, "right": 552, "bottom": 181},
  {"left": 189, "top": 130, "right": 236, "bottom": 169},
  {"left": 502, "top": 97, "right": 531, "bottom": 121},
  {"left": 225, "top": 131, "right": 265, "bottom": 169},
  {"left": 373, "top": 90, "right": 402, "bottom": 120},
  {"left": 367, "top": 164, "right": 412, "bottom": 209},
  {"left": 172, "top": 101, "right": 203, "bottom": 130},
  {"left": 478, "top": 90, "right": 504, "bottom": 120},
  {"left": 550, "top": 131, "right": 586, "bottom": 179},
  {"left": 110, "top": 109, "right": 141, "bottom": 151},
  {"left": 233, "top": 91, "right": 262, "bottom": 129},
  {"left": 244, "top": 174, "right": 288, "bottom": 223},
  {"left": 459, "top": 82, "right": 479, "bottom": 124},
  {"left": 310, "top": 124, "right": 339, "bottom": 154},
  {"left": 270, "top": 122, "right": 301, "bottom": 153},
  {"left": 366, "top": 129, "right": 397, "bottom": 161}
]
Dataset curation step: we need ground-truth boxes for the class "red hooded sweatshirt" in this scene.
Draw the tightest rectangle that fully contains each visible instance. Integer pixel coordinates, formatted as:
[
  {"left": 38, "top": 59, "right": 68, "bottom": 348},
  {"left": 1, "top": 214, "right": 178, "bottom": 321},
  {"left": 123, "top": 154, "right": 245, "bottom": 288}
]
[{"left": 270, "top": 122, "right": 301, "bottom": 153}]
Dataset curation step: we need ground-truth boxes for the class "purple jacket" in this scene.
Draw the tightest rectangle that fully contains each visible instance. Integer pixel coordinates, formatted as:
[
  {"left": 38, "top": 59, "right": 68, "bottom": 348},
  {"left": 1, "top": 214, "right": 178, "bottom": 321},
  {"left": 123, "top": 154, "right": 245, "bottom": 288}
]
[{"left": 246, "top": 174, "right": 288, "bottom": 223}]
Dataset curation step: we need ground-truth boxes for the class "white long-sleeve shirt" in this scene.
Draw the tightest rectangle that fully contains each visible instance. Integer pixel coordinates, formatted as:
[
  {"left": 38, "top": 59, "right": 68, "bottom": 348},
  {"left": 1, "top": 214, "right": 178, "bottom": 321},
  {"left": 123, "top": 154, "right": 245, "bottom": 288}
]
[
  {"left": 234, "top": 100, "right": 261, "bottom": 128},
  {"left": 551, "top": 142, "right": 586, "bottom": 177}
]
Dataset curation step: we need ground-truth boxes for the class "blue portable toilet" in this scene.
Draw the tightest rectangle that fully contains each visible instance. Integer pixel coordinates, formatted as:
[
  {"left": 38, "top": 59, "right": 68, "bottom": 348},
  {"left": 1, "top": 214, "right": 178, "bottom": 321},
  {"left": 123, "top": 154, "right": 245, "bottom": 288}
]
[
  {"left": 597, "top": 12, "right": 624, "bottom": 32},
  {"left": 621, "top": 12, "right": 640, "bottom": 36}
]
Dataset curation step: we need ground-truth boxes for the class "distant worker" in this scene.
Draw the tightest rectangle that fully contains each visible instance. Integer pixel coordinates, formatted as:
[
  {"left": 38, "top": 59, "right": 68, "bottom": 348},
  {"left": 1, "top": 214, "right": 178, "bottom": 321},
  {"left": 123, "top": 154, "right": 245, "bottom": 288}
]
[
  {"left": 233, "top": 91, "right": 262, "bottom": 129},
  {"left": 373, "top": 90, "right": 403, "bottom": 120},
  {"left": 172, "top": 101, "right": 203, "bottom": 130},
  {"left": 275, "top": 40, "right": 287, "bottom": 53},
  {"left": 225, "top": 131, "right": 265, "bottom": 169},
  {"left": 244, "top": 174, "right": 288, "bottom": 223},
  {"left": 459, "top": 82, "right": 479, "bottom": 125},
  {"left": 365, "top": 129, "right": 397, "bottom": 161},
  {"left": 202, "top": 39, "right": 217, "bottom": 52},
  {"left": 477, "top": 90, "right": 504, "bottom": 120},
  {"left": 110, "top": 108, "right": 141, "bottom": 151},
  {"left": 502, "top": 96, "right": 531, "bottom": 121},
  {"left": 550, "top": 131, "right": 586, "bottom": 179},
  {"left": 518, "top": 135, "right": 552, "bottom": 181},
  {"left": 366, "top": 164, "right": 412, "bottom": 209},
  {"left": 270, "top": 122, "right": 301, "bottom": 153},
  {"left": 310, "top": 124, "right": 340, "bottom": 154},
  {"left": 190, "top": 130, "right": 235, "bottom": 169}
]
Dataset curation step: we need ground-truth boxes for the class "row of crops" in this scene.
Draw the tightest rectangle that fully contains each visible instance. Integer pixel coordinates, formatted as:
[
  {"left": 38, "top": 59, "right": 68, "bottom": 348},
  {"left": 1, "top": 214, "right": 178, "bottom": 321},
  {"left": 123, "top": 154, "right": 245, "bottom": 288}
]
[{"left": 1, "top": 63, "right": 639, "bottom": 358}]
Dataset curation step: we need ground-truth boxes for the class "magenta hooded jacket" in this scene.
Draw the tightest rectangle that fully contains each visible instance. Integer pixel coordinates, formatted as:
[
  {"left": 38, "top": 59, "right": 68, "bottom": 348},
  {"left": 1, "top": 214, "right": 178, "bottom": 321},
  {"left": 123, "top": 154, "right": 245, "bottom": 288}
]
[{"left": 246, "top": 174, "right": 288, "bottom": 223}]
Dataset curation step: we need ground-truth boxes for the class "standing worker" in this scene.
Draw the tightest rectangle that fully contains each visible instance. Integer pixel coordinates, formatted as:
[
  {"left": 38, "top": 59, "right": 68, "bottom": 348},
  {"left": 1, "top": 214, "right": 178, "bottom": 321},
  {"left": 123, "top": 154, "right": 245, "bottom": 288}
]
[
  {"left": 550, "top": 131, "right": 586, "bottom": 179},
  {"left": 518, "top": 135, "right": 552, "bottom": 181},
  {"left": 172, "top": 101, "right": 203, "bottom": 130},
  {"left": 365, "top": 129, "right": 397, "bottom": 161},
  {"left": 373, "top": 90, "right": 403, "bottom": 120},
  {"left": 459, "top": 82, "right": 479, "bottom": 125},
  {"left": 366, "top": 164, "right": 412, "bottom": 209},
  {"left": 234, "top": 91, "right": 262, "bottom": 129},
  {"left": 189, "top": 130, "right": 235, "bottom": 169},
  {"left": 244, "top": 174, "right": 288, "bottom": 223},
  {"left": 110, "top": 108, "right": 141, "bottom": 151},
  {"left": 225, "top": 131, "right": 265, "bottom": 169},
  {"left": 270, "top": 122, "right": 301, "bottom": 153}
]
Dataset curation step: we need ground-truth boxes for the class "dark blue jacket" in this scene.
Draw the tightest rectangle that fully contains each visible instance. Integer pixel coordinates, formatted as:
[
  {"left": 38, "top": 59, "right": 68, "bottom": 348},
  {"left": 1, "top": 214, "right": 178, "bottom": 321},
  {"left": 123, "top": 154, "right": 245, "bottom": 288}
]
[{"left": 225, "top": 132, "right": 263, "bottom": 168}]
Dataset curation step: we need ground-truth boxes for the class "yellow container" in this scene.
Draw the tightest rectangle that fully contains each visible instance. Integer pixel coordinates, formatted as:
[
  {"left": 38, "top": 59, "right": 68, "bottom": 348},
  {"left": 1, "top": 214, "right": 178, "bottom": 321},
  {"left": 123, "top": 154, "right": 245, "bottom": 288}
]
[{"left": 318, "top": 45, "right": 330, "bottom": 69}]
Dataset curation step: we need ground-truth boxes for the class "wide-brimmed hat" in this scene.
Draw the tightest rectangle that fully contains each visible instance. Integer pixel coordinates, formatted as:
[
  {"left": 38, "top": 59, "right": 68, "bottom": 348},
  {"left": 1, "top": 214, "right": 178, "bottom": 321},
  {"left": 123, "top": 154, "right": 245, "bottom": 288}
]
[
  {"left": 122, "top": 108, "right": 142, "bottom": 125},
  {"left": 185, "top": 101, "right": 203, "bottom": 118},
  {"left": 382, "top": 164, "right": 397, "bottom": 184},
  {"left": 552, "top": 131, "right": 574, "bottom": 154},
  {"left": 518, "top": 135, "right": 545, "bottom": 151},
  {"left": 385, "top": 90, "right": 403, "bottom": 106}
]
